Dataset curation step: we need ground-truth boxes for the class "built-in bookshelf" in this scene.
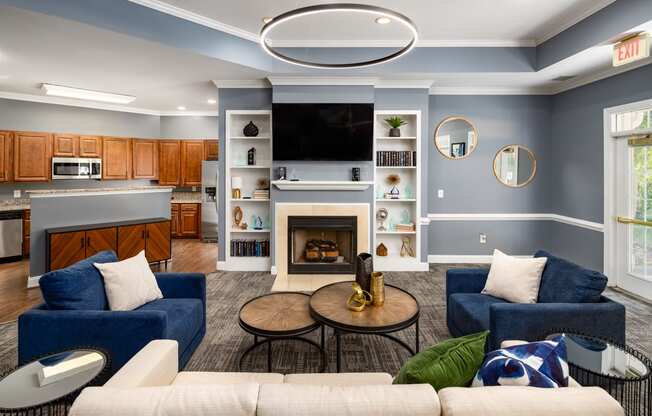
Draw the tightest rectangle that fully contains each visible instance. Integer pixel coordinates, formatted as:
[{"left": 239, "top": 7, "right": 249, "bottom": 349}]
[
  {"left": 373, "top": 110, "right": 422, "bottom": 271},
  {"left": 224, "top": 110, "right": 272, "bottom": 271}
]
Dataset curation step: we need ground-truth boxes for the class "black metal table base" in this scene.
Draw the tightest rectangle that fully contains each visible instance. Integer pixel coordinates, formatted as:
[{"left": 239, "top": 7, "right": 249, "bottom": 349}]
[{"left": 239, "top": 326, "right": 327, "bottom": 373}]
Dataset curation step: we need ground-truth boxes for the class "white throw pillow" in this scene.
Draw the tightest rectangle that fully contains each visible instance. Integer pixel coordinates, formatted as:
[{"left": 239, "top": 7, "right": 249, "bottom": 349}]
[
  {"left": 482, "top": 249, "right": 547, "bottom": 303},
  {"left": 95, "top": 250, "right": 163, "bottom": 311}
]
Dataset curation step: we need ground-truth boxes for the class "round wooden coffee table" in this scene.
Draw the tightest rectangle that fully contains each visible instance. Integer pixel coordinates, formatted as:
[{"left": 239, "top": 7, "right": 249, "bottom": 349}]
[
  {"left": 239, "top": 292, "right": 326, "bottom": 372},
  {"left": 309, "top": 281, "right": 420, "bottom": 372}
]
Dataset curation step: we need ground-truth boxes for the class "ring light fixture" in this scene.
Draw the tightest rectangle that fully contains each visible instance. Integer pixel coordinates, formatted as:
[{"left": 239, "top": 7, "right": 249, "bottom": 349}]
[{"left": 260, "top": 4, "right": 419, "bottom": 69}]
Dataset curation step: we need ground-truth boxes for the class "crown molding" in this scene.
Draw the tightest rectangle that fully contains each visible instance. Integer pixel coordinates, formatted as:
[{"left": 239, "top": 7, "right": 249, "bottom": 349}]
[
  {"left": 212, "top": 79, "right": 271, "bottom": 89},
  {"left": 550, "top": 58, "right": 652, "bottom": 95},
  {"left": 535, "top": 0, "right": 616, "bottom": 45},
  {"left": 429, "top": 86, "right": 551, "bottom": 96},
  {"left": 267, "top": 76, "right": 379, "bottom": 86},
  {"left": 127, "top": 0, "right": 259, "bottom": 42},
  {"left": 0, "top": 91, "right": 219, "bottom": 116},
  {"left": 375, "top": 79, "right": 434, "bottom": 89}
]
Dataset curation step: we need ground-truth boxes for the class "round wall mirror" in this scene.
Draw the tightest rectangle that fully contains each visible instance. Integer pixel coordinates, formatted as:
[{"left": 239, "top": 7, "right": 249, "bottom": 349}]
[
  {"left": 493, "top": 144, "right": 537, "bottom": 188},
  {"left": 434, "top": 116, "right": 478, "bottom": 159}
]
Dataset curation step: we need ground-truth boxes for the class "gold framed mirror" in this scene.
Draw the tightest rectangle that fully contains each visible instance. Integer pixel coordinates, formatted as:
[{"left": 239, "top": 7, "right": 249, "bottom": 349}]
[
  {"left": 434, "top": 116, "right": 478, "bottom": 160},
  {"left": 493, "top": 144, "right": 537, "bottom": 188}
]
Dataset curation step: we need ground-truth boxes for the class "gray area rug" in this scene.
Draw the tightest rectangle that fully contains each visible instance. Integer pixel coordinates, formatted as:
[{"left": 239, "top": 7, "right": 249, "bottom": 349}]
[{"left": 1, "top": 265, "right": 650, "bottom": 376}]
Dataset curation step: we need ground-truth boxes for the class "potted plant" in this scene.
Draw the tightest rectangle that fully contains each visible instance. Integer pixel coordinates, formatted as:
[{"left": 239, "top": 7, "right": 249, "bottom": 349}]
[{"left": 385, "top": 116, "right": 407, "bottom": 137}]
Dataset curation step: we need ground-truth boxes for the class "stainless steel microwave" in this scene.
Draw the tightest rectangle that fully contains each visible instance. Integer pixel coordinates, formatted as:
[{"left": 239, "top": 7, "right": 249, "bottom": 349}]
[{"left": 52, "top": 157, "right": 102, "bottom": 180}]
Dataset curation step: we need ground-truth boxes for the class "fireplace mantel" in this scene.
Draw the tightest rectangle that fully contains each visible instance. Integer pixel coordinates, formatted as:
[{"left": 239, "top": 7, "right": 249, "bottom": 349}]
[{"left": 272, "top": 180, "right": 373, "bottom": 191}]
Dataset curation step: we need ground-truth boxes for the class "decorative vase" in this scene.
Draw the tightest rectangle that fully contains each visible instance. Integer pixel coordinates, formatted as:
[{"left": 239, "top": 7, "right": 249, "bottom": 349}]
[
  {"left": 355, "top": 253, "right": 374, "bottom": 292},
  {"left": 389, "top": 127, "right": 401, "bottom": 137},
  {"left": 243, "top": 121, "right": 259, "bottom": 137},
  {"left": 370, "top": 272, "right": 385, "bottom": 307}
]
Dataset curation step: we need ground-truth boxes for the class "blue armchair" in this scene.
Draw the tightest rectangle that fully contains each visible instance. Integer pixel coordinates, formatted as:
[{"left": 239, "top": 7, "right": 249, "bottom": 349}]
[
  {"left": 18, "top": 251, "right": 206, "bottom": 376},
  {"left": 446, "top": 251, "right": 626, "bottom": 350}
]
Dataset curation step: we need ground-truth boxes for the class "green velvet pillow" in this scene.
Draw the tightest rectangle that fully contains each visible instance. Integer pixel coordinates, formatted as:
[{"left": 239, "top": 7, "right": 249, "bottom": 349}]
[{"left": 394, "top": 331, "right": 489, "bottom": 391}]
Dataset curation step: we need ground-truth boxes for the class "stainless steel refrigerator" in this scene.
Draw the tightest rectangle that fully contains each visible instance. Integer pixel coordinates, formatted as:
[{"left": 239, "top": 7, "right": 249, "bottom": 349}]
[{"left": 201, "top": 161, "right": 218, "bottom": 241}]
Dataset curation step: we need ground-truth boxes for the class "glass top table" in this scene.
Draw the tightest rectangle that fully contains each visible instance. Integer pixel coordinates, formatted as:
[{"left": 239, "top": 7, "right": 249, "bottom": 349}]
[{"left": 0, "top": 349, "right": 108, "bottom": 414}]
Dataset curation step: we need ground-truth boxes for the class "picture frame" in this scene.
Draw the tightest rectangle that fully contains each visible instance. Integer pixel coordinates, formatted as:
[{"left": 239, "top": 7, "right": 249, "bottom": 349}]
[{"left": 451, "top": 142, "right": 466, "bottom": 158}]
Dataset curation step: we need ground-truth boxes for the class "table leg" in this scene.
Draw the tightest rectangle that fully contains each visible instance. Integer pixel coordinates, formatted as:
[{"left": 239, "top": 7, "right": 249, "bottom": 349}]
[
  {"left": 321, "top": 325, "right": 325, "bottom": 349},
  {"left": 267, "top": 339, "right": 272, "bottom": 372},
  {"left": 336, "top": 330, "right": 342, "bottom": 373},
  {"left": 254, "top": 335, "right": 258, "bottom": 345},
  {"left": 415, "top": 318, "right": 420, "bottom": 354}
]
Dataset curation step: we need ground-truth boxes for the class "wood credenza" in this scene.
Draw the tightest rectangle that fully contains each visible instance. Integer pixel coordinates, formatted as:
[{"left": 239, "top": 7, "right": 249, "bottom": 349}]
[{"left": 46, "top": 218, "right": 171, "bottom": 272}]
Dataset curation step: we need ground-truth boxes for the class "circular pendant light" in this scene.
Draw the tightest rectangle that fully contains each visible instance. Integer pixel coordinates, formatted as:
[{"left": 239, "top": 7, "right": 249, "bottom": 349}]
[{"left": 260, "top": 4, "right": 418, "bottom": 69}]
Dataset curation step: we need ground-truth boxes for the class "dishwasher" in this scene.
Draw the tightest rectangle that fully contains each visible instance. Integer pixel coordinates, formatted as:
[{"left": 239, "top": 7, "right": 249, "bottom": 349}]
[{"left": 0, "top": 211, "right": 23, "bottom": 260}]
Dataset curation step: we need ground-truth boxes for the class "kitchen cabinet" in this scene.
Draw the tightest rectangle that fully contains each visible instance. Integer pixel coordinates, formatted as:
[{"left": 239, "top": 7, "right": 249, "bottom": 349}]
[
  {"left": 171, "top": 203, "right": 200, "bottom": 238},
  {"left": 79, "top": 136, "right": 102, "bottom": 157},
  {"left": 22, "top": 209, "right": 30, "bottom": 257},
  {"left": 158, "top": 140, "right": 181, "bottom": 186},
  {"left": 132, "top": 139, "right": 159, "bottom": 179},
  {"left": 204, "top": 140, "right": 218, "bottom": 161},
  {"left": 171, "top": 203, "right": 180, "bottom": 237},
  {"left": 14, "top": 131, "right": 51, "bottom": 182},
  {"left": 53, "top": 134, "right": 79, "bottom": 157},
  {"left": 47, "top": 219, "right": 170, "bottom": 270},
  {"left": 0, "top": 131, "right": 13, "bottom": 182},
  {"left": 181, "top": 140, "right": 203, "bottom": 186},
  {"left": 102, "top": 137, "right": 131, "bottom": 180}
]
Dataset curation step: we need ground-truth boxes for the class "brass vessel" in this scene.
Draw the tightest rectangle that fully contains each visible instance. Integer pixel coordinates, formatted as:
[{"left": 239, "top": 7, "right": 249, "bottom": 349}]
[{"left": 370, "top": 272, "right": 385, "bottom": 307}]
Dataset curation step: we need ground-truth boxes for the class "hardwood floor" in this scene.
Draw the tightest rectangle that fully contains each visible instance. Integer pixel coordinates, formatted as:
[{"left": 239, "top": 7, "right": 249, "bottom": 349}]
[{"left": 0, "top": 240, "right": 218, "bottom": 324}]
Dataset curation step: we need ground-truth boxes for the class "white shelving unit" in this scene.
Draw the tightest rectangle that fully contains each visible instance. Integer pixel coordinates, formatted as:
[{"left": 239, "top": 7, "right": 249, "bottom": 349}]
[
  {"left": 373, "top": 110, "right": 422, "bottom": 271},
  {"left": 224, "top": 110, "right": 272, "bottom": 271}
]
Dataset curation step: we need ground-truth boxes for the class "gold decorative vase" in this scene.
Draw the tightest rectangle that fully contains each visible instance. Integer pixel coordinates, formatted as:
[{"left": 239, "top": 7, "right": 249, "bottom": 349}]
[{"left": 370, "top": 272, "right": 385, "bottom": 307}]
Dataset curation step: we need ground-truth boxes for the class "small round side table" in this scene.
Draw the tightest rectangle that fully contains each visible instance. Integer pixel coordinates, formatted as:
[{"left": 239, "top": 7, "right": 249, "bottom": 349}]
[
  {"left": 547, "top": 332, "right": 651, "bottom": 416},
  {"left": 239, "top": 292, "right": 326, "bottom": 373},
  {"left": 0, "top": 348, "right": 109, "bottom": 416}
]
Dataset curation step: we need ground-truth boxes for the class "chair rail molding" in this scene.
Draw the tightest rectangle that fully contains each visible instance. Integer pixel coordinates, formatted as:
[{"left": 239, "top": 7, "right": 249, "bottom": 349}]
[{"left": 427, "top": 213, "right": 604, "bottom": 232}]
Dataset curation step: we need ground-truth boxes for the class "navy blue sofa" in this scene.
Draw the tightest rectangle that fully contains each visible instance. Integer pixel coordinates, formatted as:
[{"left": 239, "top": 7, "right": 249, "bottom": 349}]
[
  {"left": 18, "top": 251, "right": 206, "bottom": 376},
  {"left": 446, "top": 250, "right": 626, "bottom": 350}
]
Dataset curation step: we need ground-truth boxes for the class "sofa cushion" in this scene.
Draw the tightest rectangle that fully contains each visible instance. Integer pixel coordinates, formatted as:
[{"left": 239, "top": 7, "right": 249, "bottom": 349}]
[
  {"left": 483, "top": 249, "right": 547, "bottom": 303},
  {"left": 257, "top": 384, "right": 440, "bottom": 416},
  {"left": 39, "top": 250, "right": 117, "bottom": 310},
  {"left": 138, "top": 298, "right": 203, "bottom": 354},
  {"left": 284, "top": 373, "right": 393, "bottom": 385},
  {"left": 173, "top": 372, "right": 284, "bottom": 385},
  {"left": 69, "top": 384, "right": 258, "bottom": 416},
  {"left": 534, "top": 250, "right": 608, "bottom": 303},
  {"left": 394, "top": 331, "right": 488, "bottom": 391},
  {"left": 449, "top": 293, "right": 508, "bottom": 334},
  {"left": 438, "top": 386, "right": 623, "bottom": 416}
]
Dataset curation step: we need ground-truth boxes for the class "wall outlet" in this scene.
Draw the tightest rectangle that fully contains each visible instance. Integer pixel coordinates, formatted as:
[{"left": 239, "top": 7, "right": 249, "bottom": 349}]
[
  {"left": 192, "top": 186, "right": 197, "bottom": 192},
  {"left": 13, "top": 190, "right": 21, "bottom": 198},
  {"left": 437, "top": 189, "right": 444, "bottom": 199},
  {"left": 479, "top": 233, "right": 487, "bottom": 244}
]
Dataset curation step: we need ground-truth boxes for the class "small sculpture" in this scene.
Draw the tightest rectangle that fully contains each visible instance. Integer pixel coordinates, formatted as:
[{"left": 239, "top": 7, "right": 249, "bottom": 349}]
[
  {"left": 376, "top": 242, "right": 388, "bottom": 257},
  {"left": 253, "top": 216, "right": 263, "bottom": 230},
  {"left": 385, "top": 174, "right": 401, "bottom": 199},
  {"left": 376, "top": 208, "right": 388, "bottom": 231},
  {"left": 347, "top": 282, "right": 373, "bottom": 312},
  {"left": 247, "top": 147, "right": 256, "bottom": 166},
  {"left": 243, "top": 121, "right": 259, "bottom": 137},
  {"left": 400, "top": 237, "right": 416, "bottom": 257}
]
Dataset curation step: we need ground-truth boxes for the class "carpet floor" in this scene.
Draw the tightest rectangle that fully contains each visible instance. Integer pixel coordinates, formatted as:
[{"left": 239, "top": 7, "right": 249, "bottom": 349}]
[{"left": 1, "top": 265, "right": 650, "bottom": 376}]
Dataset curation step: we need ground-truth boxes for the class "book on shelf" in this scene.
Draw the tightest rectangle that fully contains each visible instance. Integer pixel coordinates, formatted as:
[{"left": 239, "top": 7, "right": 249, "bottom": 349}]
[
  {"left": 395, "top": 223, "right": 416, "bottom": 232},
  {"left": 376, "top": 151, "right": 417, "bottom": 167},
  {"left": 252, "top": 189, "right": 270, "bottom": 199},
  {"left": 230, "top": 239, "right": 270, "bottom": 257}
]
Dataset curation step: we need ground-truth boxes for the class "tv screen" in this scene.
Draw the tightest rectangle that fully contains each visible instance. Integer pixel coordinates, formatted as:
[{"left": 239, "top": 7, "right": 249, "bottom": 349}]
[{"left": 273, "top": 103, "right": 374, "bottom": 161}]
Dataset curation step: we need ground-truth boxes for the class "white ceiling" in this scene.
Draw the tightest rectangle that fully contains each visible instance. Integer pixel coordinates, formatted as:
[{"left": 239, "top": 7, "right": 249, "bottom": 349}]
[
  {"left": 0, "top": 6, "right": 265, "bottom": 113},
  {"left": 134, "top": 0, "right": 616, "bottom": 46}
]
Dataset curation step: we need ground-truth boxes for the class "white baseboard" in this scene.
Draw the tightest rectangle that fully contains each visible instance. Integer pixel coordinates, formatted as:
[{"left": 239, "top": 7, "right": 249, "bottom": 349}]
[
  {"left": 216, "top": 261, "right": 226, "bottom": 270},
  {"left": 27, "top": 275, "right": 41, "bottom": 288},
  {"left": 428, "top": 254, "right": 531, "bottom": 264}
]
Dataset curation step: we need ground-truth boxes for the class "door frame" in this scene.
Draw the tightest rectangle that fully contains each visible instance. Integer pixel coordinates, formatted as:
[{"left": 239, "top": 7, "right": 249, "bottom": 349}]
[{"left": 603, "top": 98, "right": 652, "bottom": 286}]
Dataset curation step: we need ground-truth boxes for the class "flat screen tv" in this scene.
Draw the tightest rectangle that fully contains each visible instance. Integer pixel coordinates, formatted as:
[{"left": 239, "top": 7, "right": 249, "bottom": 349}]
[{"left": 273, "top": 103, "right": 374, "bottom": 161}]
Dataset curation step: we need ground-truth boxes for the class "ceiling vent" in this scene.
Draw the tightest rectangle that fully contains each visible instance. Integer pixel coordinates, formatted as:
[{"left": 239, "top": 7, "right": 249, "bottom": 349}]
[{"left": 552, "top": 75, "right": 576, "bottom": 82}]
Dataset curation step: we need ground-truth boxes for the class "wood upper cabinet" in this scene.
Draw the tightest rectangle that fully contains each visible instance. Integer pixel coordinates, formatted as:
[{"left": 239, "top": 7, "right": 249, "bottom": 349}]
[
  {"left": 145, "top": 221, "right": 171, "bottom": 262},
  {"left": 181, "top": 140, "right": 203, "bottom": 186},
  {"left": 0, "top": 131, "right": 13, "bottom": 182},
  {"left": 132, "top": 139, "right": 159, "bottom": 179},
  {"left": 49, "top": 231, "right": 86, "bottom": 271},
  {"left": 102, "top": 137, "right": 131, "bottom": 180},
  {"left": 117, "top": 224, "right": 146, "bottom": 261},
  {"left": 204, "top": 140, "right": 218, "bottom": 161},
  {"left": 53, "top": 134, "right": 79, "bottom": 157},
  {"left": 85, "top": 227, "right": 117, "bottom": 257},
  {"left": 14, "top": 131, "right": 51, "bottom": 182},
  {"left": 158, "top": 140, "right": 181, "bottom": 186},
  {"left": 79, "top": 136, "right": 102, "bottom": 157}
]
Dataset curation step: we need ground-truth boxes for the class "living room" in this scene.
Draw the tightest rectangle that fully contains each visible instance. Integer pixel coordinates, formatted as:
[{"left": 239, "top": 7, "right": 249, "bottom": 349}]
[{"left": 0, "top": 1, "right": 651, "bottom": 415}]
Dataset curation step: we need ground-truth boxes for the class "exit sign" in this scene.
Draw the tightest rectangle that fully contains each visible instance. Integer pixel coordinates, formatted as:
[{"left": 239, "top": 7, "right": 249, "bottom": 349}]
[{"left": 613, "top": 34, "right": 650, "bottom": 67}]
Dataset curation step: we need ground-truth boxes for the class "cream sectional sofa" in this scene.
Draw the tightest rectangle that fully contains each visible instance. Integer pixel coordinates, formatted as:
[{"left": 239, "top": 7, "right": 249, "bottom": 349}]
[{"left": 70, "top": 340, "right": 624, "bottom": 416}]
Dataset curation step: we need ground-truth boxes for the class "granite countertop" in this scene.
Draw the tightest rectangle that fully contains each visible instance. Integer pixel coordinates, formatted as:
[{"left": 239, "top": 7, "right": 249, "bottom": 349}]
[
  {"left": 26, "top": 186, "right": 175, "bottom": 196},
  {"left": 0, "top": 199, "right": 30, "bottom": 212},
  {"left": 171, "top": 191, "right": 202, "bottom": 204}
]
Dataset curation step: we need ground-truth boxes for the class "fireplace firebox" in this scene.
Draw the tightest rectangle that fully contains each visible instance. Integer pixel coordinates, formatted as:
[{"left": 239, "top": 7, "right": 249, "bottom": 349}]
[{"left": 287, "top": 216, "right": 357, "bottom": 274}]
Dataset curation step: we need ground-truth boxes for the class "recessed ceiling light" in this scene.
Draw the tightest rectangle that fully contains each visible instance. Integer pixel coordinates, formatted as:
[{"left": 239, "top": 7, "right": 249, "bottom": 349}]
[
  {"left": 262, "top": 17, "right": 273, "bottom": 24},
  {"left": 207, "top": 99, "right": 217, "bottom": 104},
  {"left": 41, "top": 83, "right": 135, "bottom": 104},
  {"left": 375, "top": 17, "right": 391, "bottom": 25},
  {"left": 177, "top": 106, "right": 186, "bottom": 111}
]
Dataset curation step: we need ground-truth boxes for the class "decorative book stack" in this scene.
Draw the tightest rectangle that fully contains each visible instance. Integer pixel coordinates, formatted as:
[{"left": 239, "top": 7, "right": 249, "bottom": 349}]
[
  {"left": 395, "top": 223, "right": 415, "bottom": 232},
  {"left": 253, "top": 189, "right": 270, "bottom": 199}
]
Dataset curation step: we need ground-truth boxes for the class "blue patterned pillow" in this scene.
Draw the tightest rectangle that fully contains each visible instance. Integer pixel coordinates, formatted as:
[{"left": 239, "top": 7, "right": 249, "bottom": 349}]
[{"left": 472, "top": 335, "right": 569, "bottom": 388}]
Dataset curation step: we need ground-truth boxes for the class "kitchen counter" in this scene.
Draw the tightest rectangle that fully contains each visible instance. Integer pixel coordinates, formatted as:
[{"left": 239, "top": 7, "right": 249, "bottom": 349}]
[
  {"left": 171, "top": 191, "right": 202, "bottom": 204},
  {"left": 0, "top": 199, "right": 30, "bottom": 212},
  {"left": 27, "top": 186, "right": 174, "bottom": 198}
]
